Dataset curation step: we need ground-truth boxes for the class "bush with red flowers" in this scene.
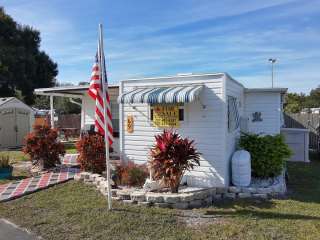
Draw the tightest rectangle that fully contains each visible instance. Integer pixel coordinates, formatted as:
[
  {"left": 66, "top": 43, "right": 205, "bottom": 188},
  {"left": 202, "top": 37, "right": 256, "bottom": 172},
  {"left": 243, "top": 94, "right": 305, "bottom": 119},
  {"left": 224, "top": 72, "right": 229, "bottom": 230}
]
[
  {"left": 76, "top": 132, "right": 113, "bottom": 174},
  {"left": 23, "top": 124, "right": 65, "bottom": 169},
  {"left": 150, "top": 130, "right": 201, "bottom": 193}
]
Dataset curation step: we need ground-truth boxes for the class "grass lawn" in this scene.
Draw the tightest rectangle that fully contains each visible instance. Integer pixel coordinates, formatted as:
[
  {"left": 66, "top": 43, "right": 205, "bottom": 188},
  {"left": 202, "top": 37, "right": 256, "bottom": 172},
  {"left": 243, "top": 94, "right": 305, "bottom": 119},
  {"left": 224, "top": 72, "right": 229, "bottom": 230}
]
[
  {"left": 0, "top": 154, "right": 320, "bottom": 239},
  {"left": 65, "top": 143, "right": 78, "bottom": 154},
  {"left": 0, "top": 150, "right": 29, "bottom": 163}
]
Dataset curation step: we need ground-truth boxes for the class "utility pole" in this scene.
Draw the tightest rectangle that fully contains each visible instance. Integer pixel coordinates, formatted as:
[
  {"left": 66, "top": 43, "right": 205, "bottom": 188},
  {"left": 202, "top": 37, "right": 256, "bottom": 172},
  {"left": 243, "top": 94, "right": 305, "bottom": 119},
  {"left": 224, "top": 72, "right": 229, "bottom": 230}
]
[{"left": 268, "top": 58, "right": 277, "bottom": 88}]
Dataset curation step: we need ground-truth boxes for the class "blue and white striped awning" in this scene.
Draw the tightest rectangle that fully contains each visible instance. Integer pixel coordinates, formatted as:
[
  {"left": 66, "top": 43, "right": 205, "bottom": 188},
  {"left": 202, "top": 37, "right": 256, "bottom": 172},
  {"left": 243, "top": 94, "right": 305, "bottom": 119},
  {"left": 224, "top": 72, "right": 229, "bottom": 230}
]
[{"left": 118, "top": 85, "right": 203, "bottom": 104}]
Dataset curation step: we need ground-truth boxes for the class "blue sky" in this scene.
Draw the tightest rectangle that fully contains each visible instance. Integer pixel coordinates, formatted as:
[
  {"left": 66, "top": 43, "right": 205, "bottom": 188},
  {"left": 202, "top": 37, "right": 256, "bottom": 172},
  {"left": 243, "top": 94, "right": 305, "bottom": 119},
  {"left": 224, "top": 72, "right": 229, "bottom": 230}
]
[{"left": 2, "top": 0, "right": 320, "bottom": 93}]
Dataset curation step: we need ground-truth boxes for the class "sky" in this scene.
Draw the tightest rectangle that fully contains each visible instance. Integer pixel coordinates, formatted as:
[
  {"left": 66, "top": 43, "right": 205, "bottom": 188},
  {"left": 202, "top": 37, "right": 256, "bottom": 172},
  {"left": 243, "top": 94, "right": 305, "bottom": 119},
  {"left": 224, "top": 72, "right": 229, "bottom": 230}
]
[{"left": 2, "top": 0, "right": 320, "bottom": 93}]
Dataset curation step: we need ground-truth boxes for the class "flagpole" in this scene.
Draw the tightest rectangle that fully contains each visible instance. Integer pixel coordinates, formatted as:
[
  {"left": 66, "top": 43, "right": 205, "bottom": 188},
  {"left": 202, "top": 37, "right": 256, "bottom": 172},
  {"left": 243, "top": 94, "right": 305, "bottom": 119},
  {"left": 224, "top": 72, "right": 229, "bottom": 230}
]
[{"left": 98, "top": 23, "right": 112, "bottom": 210}]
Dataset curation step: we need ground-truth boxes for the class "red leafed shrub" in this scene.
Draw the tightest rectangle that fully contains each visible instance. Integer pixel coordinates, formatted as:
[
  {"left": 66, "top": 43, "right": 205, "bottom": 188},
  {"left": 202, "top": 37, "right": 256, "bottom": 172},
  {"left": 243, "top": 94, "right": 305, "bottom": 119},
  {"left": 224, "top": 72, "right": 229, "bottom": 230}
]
[
  {"left": 76, "top": 132, "right": 113, "bottom": 174},
  {"left": 115, "top": 161, "right": 149, "bottom": 187},
  {"left": 23, "top": 124, "right": 65, "bottom": 169},
  {"left": 150, "top": 130, "right": 201, "bottom": 193}
]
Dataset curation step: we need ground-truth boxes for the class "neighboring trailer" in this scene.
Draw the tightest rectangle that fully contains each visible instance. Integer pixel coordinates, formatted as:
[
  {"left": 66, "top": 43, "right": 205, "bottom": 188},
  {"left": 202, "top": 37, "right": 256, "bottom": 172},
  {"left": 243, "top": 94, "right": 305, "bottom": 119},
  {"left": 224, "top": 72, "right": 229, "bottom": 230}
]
[
  {"left": 0, "top": 97, "right": 35, "bottom": 149},
  {"left": 118, "top": 73, "right": 286, "bottom": 187}
]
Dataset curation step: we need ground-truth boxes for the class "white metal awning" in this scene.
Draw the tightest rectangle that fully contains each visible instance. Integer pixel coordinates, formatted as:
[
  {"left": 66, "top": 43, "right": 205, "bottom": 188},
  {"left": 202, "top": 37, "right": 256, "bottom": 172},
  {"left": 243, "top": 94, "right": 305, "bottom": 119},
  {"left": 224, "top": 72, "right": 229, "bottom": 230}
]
[{"left": 118, "top": 85, "right": 203, "bottom": 104}]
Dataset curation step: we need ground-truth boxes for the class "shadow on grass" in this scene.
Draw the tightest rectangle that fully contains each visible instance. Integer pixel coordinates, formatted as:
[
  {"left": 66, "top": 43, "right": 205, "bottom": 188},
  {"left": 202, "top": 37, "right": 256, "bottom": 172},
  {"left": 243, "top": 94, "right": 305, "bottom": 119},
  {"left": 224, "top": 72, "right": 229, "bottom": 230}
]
[
  {"left": 204, "top": 208, "right": 320, "bottom": 221},
  {"left": 213, "top": 198, "right": 276, "bottom": 209},
  {"left": 286, "top": 156, "right": 320, "bottom": 204},
  {"left": 0, "top": 175, "right": 28, "bottom": 185},
  {"left": 110, "top": 198, "right": 320, "bottom": 222}
]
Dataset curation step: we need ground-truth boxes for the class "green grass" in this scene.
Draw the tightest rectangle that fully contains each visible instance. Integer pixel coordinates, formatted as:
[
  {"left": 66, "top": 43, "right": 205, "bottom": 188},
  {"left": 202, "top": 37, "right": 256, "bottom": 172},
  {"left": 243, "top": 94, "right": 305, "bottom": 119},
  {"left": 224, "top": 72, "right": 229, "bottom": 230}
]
[
  {"left": 0, "top": 150, "right": 29, "bottom": 164},
  {"left": 64, "top": 143, "right": 78, "bottom": 154},
  {"left": 0, "top": 154, "right": 319, "bottom": 239}
]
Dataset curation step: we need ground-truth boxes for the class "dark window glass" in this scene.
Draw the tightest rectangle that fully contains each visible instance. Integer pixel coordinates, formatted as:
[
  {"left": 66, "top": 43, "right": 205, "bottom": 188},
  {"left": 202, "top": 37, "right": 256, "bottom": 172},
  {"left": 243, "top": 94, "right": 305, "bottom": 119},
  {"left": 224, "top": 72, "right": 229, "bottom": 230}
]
[
  {"left": 112, "top": 119, "right": 119, "bottom": 137},
  {"left": 179, "top": 108, "right": 184, "bottom": 121},
  {"left": 150, "top": 109, "right": 154, "bottom": 120}
]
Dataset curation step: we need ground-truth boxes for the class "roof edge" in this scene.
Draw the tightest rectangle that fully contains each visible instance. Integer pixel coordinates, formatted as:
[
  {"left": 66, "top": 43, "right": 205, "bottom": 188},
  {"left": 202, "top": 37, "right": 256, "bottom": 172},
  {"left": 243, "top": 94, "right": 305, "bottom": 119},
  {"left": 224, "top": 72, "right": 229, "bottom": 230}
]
[
  {"left": 121, "top": 72, "right": 226, "bottom": 82},
  {"left": 245, "top": 88, "right": 288, "bottom": 93},
  {"left": 34, "top": 83, "right": 119, "bottom": 93}
]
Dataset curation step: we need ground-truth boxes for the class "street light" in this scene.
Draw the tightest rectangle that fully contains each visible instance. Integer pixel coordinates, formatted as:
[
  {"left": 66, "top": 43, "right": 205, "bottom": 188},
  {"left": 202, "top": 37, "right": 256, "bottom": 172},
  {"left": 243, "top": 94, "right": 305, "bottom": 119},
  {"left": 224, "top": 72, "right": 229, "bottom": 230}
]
[{"left": 268, "top": 58, "right": 277, "bottom": 88}]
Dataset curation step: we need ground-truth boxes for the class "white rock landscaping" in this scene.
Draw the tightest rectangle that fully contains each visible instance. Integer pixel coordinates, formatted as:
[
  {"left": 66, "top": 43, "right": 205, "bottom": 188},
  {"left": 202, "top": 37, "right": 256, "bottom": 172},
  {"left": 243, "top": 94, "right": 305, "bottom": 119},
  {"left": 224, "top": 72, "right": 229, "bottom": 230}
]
[{"left": 75, "top": 172, "right": 286, "bottom": 209}]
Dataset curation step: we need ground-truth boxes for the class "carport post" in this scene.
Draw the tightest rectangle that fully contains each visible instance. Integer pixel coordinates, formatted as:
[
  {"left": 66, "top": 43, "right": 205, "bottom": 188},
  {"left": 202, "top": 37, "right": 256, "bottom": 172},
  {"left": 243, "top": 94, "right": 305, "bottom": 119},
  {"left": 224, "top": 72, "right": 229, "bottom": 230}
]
[{"left": 50, "top": 95, "right": 54, "bottom": 128}]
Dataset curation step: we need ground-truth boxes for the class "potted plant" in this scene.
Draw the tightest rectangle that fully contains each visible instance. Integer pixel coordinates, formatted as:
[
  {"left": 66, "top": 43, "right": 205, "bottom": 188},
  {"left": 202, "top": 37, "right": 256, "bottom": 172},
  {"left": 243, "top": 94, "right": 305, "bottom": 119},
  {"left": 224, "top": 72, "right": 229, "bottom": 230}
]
[
  {"left": 150, "top": 130, "right": 201, "bottom": 193},
  {"left": 0, "top": 155, "right": 13, "bottom": 179}
]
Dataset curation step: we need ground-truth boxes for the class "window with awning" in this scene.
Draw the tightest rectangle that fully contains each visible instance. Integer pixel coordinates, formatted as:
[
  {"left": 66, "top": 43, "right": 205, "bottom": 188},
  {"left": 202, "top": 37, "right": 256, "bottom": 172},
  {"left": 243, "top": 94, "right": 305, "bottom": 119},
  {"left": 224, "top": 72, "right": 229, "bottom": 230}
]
[{"left": 117, "top": 85, "right": 203, "bottom": 104}]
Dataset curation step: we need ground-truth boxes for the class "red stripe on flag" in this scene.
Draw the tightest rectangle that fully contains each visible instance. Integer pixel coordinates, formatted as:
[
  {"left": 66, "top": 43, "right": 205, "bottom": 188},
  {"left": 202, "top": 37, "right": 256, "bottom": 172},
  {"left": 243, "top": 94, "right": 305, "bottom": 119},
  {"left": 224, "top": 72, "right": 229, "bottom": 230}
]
[{"left": 87, "top": 54, "right": 113, "bottom": 146}]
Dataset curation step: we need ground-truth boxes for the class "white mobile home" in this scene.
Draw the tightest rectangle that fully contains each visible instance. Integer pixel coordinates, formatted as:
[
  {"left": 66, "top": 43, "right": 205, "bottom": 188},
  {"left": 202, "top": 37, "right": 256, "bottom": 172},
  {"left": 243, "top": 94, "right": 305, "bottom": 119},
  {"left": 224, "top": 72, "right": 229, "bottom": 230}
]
[
  {"left": 34, "top": 73, "right": 286, "bottom": 187},
  {"left": 117, "top": 73, "right": 287, "bottom": 187}
]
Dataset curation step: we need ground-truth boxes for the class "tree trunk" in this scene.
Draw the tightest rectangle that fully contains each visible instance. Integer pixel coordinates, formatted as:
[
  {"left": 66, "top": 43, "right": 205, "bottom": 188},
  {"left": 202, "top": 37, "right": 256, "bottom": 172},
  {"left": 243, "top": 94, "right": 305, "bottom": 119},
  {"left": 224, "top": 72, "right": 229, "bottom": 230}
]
[{"left": 170, "top": 172, "right": 183, "bottom": 193}]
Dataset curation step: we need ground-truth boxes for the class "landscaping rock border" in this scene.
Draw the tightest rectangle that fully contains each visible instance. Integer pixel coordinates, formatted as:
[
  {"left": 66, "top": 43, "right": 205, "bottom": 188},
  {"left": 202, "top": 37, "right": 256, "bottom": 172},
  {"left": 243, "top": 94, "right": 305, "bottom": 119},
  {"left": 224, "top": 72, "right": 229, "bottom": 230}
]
[{"left": 76, "top": 172, "right": 286, "bottom": 209}]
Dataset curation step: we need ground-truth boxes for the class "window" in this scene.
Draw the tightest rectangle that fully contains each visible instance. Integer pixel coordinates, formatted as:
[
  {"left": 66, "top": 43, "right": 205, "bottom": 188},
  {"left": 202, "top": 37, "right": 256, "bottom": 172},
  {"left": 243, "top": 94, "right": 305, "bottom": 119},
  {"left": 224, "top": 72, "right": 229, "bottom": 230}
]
[
  {"left": 111, "top": 103, "right": 119, "bottom": 137},
  {"left": 178, "top": 108, "right": 184, "bottom": 121},
  {"left": 228, "top": 96, "right": 240, "bottom": 132}
]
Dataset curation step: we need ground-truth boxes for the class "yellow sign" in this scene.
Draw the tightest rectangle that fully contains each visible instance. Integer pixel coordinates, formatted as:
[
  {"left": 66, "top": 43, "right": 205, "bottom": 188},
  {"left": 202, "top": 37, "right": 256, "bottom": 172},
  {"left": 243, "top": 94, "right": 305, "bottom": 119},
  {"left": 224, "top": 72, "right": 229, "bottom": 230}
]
[
  {"left": 127, "top": 115, "right": 134, "bottom": 133},
  {"left": 153, "top": 104, "right": 179, "bottom": 128}
]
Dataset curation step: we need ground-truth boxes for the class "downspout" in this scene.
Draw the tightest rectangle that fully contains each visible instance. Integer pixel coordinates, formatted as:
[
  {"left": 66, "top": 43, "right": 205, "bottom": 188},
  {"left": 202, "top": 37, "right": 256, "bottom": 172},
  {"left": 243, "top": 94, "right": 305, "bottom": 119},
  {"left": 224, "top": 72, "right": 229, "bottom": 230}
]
[{"left": 50, "top": 95, "right": 54, "bottom": 128}]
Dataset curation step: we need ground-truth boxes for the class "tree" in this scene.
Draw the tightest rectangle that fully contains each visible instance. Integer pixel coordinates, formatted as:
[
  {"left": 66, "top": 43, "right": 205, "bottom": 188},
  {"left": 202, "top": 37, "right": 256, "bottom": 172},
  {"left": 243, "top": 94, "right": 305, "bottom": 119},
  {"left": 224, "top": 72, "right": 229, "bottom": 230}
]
[
  {"left": 284, "top": 93, "right": 306, "bottom": 113},
  {"left": 306, "top": 86, "right": 320, "bottom": 108},
  {"left": 284, "top": 86, "right": 320, "bottom": 113},
  {"left": 0, "top": 7, "right": 58, "bottom": 104}
]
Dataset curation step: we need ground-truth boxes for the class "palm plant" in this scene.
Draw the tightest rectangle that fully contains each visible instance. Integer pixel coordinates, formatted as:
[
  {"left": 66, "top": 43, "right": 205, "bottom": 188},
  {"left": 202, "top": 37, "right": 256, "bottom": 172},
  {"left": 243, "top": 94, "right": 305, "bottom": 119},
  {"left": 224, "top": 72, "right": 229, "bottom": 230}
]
[{"left": 150, "top": 130, "right": 201, "bottom": 193}]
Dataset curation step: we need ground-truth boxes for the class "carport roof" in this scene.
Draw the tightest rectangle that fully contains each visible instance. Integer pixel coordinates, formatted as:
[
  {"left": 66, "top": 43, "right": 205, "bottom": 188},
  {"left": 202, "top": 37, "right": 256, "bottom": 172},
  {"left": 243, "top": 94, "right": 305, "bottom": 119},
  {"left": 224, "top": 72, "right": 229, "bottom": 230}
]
[{"left": 34, "top": 84, "right": 119, "bottom": 97}]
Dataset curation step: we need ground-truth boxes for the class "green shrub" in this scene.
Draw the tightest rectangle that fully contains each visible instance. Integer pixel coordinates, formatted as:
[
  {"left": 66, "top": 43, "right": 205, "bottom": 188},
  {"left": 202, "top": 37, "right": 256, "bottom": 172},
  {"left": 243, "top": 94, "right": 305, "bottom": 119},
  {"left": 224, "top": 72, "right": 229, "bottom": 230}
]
[
  {"left": 238, "top": 133, "right": 292, "bottom": 178},
  {"left": 115, "top": 161, "right": 148, "bottom": 187},
  {"left": 0, "top": 155, "right": 11, "bottom": 169}
]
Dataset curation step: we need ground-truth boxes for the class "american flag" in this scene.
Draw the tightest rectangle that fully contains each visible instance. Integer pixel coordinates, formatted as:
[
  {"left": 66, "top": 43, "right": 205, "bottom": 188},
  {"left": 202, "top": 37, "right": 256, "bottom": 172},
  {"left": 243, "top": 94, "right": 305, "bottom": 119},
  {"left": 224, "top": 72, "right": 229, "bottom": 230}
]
[{"left": 88, "top": 54, "right": 114, "bottom": 145}]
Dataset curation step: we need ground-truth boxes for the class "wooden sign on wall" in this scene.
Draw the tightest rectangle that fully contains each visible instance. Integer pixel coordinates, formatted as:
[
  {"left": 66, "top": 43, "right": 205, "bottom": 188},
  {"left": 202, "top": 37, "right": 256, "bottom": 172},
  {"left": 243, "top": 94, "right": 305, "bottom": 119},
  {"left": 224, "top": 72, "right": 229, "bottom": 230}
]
[
  {"left": 127, "top": 115, "right": 134, "bottom": 133},
  {"left": 153, "top": 104, "right": 179, "bottom": 128}
]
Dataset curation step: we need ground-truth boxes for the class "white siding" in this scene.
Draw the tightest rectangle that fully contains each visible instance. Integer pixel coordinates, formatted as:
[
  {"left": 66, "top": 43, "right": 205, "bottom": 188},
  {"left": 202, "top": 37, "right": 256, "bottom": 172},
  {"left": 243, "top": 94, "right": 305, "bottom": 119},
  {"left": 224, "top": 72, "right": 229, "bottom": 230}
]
[
  {"left": 244, "top": 92, "right": 281, "bottom": 135},
  {"left": 120, "top": 74, "right": 228, "bottom": 187},
  {"left": 81, "top": 88, "right": 120, "bottom": 155},
  {"left": 225, "top": 76, "right": 245, "bottom": 185}
]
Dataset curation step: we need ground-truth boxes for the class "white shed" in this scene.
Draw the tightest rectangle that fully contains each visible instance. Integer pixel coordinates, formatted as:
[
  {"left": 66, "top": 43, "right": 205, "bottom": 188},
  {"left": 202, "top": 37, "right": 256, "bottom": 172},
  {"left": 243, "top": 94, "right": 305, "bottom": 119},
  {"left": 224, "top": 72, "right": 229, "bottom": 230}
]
[
  {"left": 118, "top": 73, "right": 287, "bottom": 188},
  {"left": 0, "top": 97, "right": 35, "bottom": 149}
]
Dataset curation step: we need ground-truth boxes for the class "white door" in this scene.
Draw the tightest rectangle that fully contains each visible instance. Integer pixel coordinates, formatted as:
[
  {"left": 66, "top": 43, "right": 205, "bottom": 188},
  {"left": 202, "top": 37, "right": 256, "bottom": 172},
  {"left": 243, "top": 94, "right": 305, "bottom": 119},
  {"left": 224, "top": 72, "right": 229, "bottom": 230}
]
[
  {"left": 0, "top": 108, "right": 16, "bottom": 148},
  {"left": 16, "top": 108, "right": 30, "bottom": 146}
]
